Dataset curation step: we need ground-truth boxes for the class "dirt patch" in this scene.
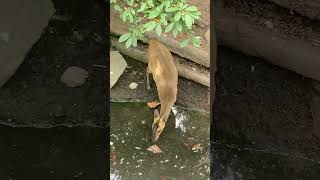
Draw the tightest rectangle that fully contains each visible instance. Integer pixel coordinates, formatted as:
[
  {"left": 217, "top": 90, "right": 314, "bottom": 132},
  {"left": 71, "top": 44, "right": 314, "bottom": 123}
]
[
  {"left": 0, "top": 1, "right": 108, "bottom": 127},
  {"left": 214, "top": 46, "right": 320, "bottom": 161}
]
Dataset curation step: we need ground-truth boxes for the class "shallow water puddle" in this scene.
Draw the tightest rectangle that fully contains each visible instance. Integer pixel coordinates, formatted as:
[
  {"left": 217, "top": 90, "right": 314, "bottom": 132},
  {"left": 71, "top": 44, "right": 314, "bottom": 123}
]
[{"left": 110, "top": 102, "right": 210, "bottom": 179}]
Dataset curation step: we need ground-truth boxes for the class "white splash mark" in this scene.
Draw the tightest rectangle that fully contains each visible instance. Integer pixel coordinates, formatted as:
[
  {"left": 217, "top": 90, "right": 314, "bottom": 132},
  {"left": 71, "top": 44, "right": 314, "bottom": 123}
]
[
  {"left": 172, "top": 106, "right": 187, "bottom": 133},
  {"left": 110, "top": 170, "right": 120, "bottom": 180}
]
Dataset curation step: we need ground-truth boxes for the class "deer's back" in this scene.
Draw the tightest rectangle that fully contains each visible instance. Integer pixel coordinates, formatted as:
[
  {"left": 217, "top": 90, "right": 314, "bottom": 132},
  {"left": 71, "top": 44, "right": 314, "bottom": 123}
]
[{"left": 148, "top": 40, "right": 178, "bottom": 87}]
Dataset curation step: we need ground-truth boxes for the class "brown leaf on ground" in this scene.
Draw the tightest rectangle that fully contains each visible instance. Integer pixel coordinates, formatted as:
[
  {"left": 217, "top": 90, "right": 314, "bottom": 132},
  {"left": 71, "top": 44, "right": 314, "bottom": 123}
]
[
  {"left": 111, "top": 151, "right": 117, "bottom": 165},
  {"left": 147, "top": 144, "right": 163, "bottom": 153},
  {"left": 192, "top": 143, "right": 201, "bottom": 151},
  {"left": 147, "top": 101, "right": 160, "bottom": 108}
]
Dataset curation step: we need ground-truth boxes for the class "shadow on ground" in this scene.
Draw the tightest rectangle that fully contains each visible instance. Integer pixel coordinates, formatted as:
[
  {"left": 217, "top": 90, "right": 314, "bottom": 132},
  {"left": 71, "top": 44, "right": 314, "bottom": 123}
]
[{"left": 0, "top": 125, "right": 106, "bottom": 180}]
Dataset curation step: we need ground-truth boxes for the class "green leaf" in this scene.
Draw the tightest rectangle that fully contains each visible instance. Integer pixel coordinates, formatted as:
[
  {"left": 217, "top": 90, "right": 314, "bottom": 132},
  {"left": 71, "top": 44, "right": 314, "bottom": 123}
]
[
  {"left": 110, "top": 0, "right": 116, "bottom": 4},
  {"left": 113, "top": 5, "right": 122, "bottom": 12},
  {"left": 128, "top": 14, "right": 134, "bottom": 23},
  {"left": 173, "top": 28, "right": 178, "bottom": 37},
  {"left": 163, "top": 1, "right": 171, "bottom": 9},
  {"left": 148, "top": 10, "right": 160, "bottom": 19},
  {"left": 184, "top": 14, "right": 193, "bottom": 29},
  {"left": 183, "top": 4, "right": 188, "bottom": 9},
  {"left": 193, "top": 41, "right": 200, "bottom": 48},
  {"left": 191, "top": 36, "right": 201, "bottom": 44},
  {"left": 132, "top": 37, "right": 137, "bottom": 47},
  {"left": 144, "top": 21, "right": 157, "bottom": 31},
  {"left": 165, "top": 22, "right": 175, "bottom": 32},
  {"left": 174, "top": 12, "right": 181, "bottom": 21},
  {"left": 191, "top": 36, "right": 201, "bottom": 48},
  {"left": 175, "top": 21, "right": 182, "bottom": 32},
  {"left": 146, "top": 0, "right": 154, "bottom": 8},
  {"left": 138, "top": 3, "right": 147, "bottom": 12},
  {"left": 126, "top": 37, "right": 133, "bottom": 48},
  {"left": 185, "top": 6, "right": 198, "bottom": 11},
  {"left": 130, "top": 8, "right": 135, "bottom": 15},
  {"left": 121, "top": 11, "right": 129, "bottom": 22},
  {"left": 192, "top": 11, "right": 201, "bottom": 16},
  {"left": 127, "top": 0, "right": 134, "bottom": 6},
  {"left": 119, "top": 33, "right": 131, "bottom": 42},
  {"left": 160, "top": 14, "right": 167, "bottom": 25},
  {"left": 180, "top": 38, "right": 190, "bottom": 48},
  {"left": 156, "top": 24, "right": 162, "bottom": 36},
  {"left": 166, "top": 7, "right": 179, "bottom": 12}
]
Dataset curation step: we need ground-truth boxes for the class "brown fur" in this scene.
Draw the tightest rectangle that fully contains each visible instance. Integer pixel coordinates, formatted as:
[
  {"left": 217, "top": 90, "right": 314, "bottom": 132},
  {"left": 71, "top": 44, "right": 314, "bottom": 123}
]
[{"left": 146, "top": 39, "right": 178, "bottom": 142}]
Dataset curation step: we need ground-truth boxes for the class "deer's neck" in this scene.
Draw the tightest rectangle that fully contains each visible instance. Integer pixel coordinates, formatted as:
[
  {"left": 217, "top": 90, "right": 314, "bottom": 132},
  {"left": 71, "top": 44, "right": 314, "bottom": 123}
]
[{"left": 159, "top": 100, "right": 174, "bottom": 122}]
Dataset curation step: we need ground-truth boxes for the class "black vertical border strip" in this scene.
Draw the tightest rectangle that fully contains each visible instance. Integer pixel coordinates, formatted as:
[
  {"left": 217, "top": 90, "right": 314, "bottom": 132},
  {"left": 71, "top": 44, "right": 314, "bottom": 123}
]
[
  {"left": 210, "top": 0, "right": 218, "bottom": 179},
  {"left": 104, "top": 0, "right": 111, "bottom": 178}
]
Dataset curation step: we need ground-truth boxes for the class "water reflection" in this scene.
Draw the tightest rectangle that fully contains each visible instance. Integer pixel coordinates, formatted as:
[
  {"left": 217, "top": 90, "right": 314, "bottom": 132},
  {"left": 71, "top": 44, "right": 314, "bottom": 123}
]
[{"left": 110, "top": 102, "right": 210, "bottom": 179}]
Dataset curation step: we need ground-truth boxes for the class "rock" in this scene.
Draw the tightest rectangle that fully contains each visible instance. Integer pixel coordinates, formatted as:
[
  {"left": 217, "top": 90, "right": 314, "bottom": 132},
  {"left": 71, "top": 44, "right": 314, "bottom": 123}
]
[
  {"left": 205, "top": 29, "right": 210, "bottom": 43},
  {"left": 60, "top": 66, "right": 89, "bottom": 87},
  {"left": 70, "top": 30, "right": 84, "bottom": 42},
  {"left": 53, "top": 105, "right": 65, "bottom": 117},
  {"left": 264, "top": 20, "right": 274, "bottom": 30},
  {"left": 110, "top": 51, "right": 127, "bottom": 89},
  {"left": 129, "top": 82, "right": 138, "bottom": 89},
  {"left": 0, "top": 0, "right": 54, "bottom": 88},
  {"left": 313, "top": 81, "right": 320, "bottom": 93}
]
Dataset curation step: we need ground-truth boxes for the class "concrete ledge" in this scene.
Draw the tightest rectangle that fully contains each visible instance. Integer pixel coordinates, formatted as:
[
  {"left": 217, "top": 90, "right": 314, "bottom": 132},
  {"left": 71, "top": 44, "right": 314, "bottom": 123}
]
[{"left": 214, "top": 3, "right": 320, "bottom": 81}]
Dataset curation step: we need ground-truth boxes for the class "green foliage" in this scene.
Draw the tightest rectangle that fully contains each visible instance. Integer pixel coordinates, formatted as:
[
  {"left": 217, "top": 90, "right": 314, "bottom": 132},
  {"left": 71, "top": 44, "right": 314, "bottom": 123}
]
[{"left": 111, "top": 0, "right": 202, "bottom": 48}]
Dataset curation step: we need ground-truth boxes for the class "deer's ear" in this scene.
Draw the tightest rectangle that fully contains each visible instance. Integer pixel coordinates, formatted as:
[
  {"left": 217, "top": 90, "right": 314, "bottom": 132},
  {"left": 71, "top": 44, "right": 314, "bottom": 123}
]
[{"left": 154, "top": 109, "right": 159, "bottom": 118}]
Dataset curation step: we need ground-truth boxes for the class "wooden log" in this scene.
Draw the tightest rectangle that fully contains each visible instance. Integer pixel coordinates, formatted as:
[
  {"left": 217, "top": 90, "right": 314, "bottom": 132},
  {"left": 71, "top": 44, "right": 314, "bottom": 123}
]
[
  {"left": 268, "top": 0, "right": 320, "bottom": 21},
  {"left": 214, "top": 3, "right": 320, "bottom": 81}
]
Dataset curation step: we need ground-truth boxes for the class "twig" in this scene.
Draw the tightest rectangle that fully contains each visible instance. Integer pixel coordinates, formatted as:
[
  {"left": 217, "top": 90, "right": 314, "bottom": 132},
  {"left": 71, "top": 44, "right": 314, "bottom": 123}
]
[{"left": 92, "top": 64, "right": 107, "bottom": 68}]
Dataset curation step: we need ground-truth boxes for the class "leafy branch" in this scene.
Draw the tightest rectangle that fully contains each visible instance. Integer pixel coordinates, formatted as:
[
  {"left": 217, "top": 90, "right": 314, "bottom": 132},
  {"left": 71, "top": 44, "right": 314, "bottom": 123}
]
[{"left": 111, "top": 0, "right": 202, "bottom": 48}]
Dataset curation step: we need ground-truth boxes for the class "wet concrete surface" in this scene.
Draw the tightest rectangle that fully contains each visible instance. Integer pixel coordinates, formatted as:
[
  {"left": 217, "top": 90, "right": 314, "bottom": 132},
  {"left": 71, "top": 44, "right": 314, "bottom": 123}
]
[
  {"left": 110, "top": 102, "right": 210, "bottom": 179},
  {"left": 0, "top": 125, "right": 106, "bottom": 180},
  {"left": 212, "top": 142, "right": 320, "bottom": 180}
]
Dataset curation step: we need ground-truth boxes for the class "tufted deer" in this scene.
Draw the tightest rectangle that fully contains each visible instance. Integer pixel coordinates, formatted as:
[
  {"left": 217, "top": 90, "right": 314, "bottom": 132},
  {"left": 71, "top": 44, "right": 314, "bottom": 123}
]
[{"left": 146, "top": 39, "right": 178, "bottom": 142}]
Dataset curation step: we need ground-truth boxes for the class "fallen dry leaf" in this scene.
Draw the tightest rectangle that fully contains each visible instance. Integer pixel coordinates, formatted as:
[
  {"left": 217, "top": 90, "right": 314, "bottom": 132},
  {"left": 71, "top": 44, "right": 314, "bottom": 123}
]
[
  {"left": 147, "top": 101, "right": 160, "bottom": 108},
  {"left": 111, "top": 151, "right": 117, "bottom": 165},
  {"left": 147, "top": 144, "right": 163, "bottom": 154},
  {"left": 192, "top": 143, "right": 201, "bottom": 151}
]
